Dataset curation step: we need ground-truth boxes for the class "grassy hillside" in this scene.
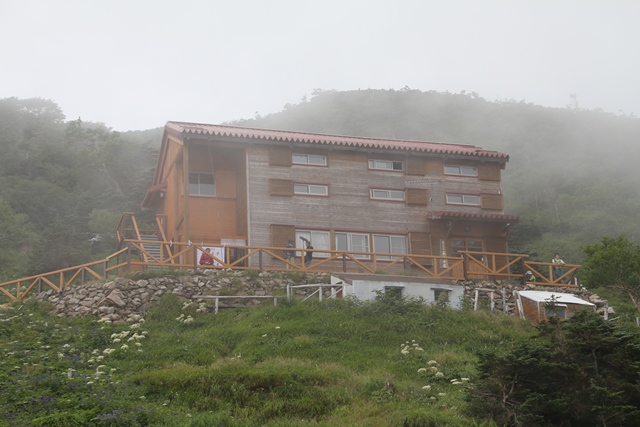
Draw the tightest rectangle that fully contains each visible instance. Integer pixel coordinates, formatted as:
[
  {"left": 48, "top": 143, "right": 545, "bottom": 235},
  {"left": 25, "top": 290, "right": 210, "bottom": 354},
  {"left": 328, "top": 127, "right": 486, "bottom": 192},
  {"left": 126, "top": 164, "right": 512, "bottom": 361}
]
[{"left": 1, "top": 291, "right": 535, "bottom": 426}]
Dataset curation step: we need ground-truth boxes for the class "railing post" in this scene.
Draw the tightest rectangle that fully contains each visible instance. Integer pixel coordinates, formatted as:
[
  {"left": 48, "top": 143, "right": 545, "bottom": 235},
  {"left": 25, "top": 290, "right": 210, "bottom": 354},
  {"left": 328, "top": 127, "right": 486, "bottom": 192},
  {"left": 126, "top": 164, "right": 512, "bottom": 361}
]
[
  {"left": 215, "top": 298, "right": 219, "bottom": 314},
  {"left": 503, "top": 288, "right": 508, "bottom": 314},
  {"left": 126, "top": 244, "right": 132, "bottom": 273},
  {"left": 319, "top": 286, "right": 323, "bottom": 302},
  {"left": 82, "top": 268, "right": 86, "bottom": 284},
  {"left": 403, "top": 256, "right": 408, "bottom": 273},
  {"left": 60, "top": 272, "right": 64, "bottom": 290},
  {"left": 259, "top": 250, "right": 263, "bottom": 271},
  {"left": 16, "top": 280, "right": 21, "bottom": 299},
  {"left": 520, "top": 257, "right": 526, "bottom": 283},
  {"left": 287, "top": 285, "right": 290, "bottom": 301},
  {"left": 273, "top": 297, "right": 277, "bottom": 307},
  {"left": 37, "top": 278, "right": 42, "bottom": 293},
  {"left": 342, "top": 253, "right": 347, "bottom": 272},
  {"left": 193, "top": 246, "right": 198, "bottom": 270},
  {"left": 103, "top": 261, "right": 107, "bottom": 280},
  {"left": 463, "top": 255, "right": 469, "bottom": 280}
]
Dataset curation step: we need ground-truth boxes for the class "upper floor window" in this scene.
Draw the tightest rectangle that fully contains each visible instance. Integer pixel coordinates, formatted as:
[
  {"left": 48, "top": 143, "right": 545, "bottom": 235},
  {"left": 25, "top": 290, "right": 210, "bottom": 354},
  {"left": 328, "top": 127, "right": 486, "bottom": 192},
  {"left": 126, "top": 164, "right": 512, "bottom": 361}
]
[
  {"left": 370, "top": 188, "right": 405, "bottom": 201},
  {"left": 189, "top": 172, "right": 216, "bottom": 196},
  {"left": 294, "top": 183, "right": 328, "bottom": 196},
  {"left": 335, "top": 232, "right": 370, "bottom": 259},
  {"left": 369, "top": 159, "right": 403, "bottom": 171},
  {"left": 446, "top": 194, "right": 480, "bottom": 206},
  {"left": 444, "top": 164, "right": 478, "bottom": 177},
  {"left": 292, "top": 153, "right": 327, "bottom": 166}
]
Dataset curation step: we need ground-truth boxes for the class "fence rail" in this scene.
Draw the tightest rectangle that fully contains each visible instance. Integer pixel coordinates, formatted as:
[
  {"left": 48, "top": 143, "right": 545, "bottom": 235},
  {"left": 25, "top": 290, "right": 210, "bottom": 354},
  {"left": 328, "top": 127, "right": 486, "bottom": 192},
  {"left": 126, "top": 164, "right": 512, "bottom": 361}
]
[{"left": 0, "top": 240, "right": 580, "bottom": 304}]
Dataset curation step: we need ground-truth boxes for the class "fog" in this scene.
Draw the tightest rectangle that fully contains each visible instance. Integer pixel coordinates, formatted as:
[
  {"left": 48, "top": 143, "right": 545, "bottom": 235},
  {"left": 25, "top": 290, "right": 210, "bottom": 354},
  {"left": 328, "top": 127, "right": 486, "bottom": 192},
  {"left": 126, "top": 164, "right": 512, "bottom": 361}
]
[{"left": 1, "top": 0, "right": 639, "bottom": 131}]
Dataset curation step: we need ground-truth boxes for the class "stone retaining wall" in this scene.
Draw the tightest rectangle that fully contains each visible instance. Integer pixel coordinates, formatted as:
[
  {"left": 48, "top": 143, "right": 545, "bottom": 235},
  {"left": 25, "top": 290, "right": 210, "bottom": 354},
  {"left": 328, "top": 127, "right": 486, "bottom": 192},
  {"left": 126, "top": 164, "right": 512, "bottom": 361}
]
[{"left": 31, "top": 270, "right": 609, "bottom": 323}]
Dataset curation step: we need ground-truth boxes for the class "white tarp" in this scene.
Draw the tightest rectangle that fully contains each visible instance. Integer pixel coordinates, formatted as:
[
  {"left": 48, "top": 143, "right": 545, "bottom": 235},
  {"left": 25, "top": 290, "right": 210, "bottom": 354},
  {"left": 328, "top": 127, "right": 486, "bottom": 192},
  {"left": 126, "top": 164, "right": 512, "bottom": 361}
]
[{"left": 517, "top": 291, "right": 594, "bottom": 306}]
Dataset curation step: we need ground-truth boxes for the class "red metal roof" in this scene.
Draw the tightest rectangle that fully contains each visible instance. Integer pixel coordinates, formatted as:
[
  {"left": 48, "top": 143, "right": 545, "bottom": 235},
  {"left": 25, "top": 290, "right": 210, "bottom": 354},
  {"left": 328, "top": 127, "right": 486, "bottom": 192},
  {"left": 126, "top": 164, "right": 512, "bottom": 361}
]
[
  {"left": 429, "top": 211, "right": 518, "bottom": 222},
  {"left": 166, "top": 122, "right": 509, "bottom": 160}
]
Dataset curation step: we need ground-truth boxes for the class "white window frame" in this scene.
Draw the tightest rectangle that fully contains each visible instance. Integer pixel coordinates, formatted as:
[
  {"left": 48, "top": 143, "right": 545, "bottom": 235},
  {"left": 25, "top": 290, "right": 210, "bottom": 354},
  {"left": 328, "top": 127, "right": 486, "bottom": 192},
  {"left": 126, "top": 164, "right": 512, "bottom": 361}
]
[
  {"left": 446, "top": 194, "right": 480, "bottom": 206},
  {"left": 189, "top": 172, "right": 216, "bottom": 197},
  {"left": 292, "top": 153, "right": 327, "bottom": 166},
  {"left": 368, "top": 159, "right": 403, "bottom": 171},
  {"left": 295, "top": 230, "right": 330, "bottom": 258},
  {"left": 444, "top": 164, "right": 478, "bottom": 177},
  {"left": 294, "top": 183, "right": 328, "bottom": 196},
  {"left": 372, "top": 234, "right": 407, "bottom": 260},
  {"left": 335, "top": 232, "right": 370, "bottom": 259},
  {"left": 370, "top": 188, "right": 405, "bottom": 201}
]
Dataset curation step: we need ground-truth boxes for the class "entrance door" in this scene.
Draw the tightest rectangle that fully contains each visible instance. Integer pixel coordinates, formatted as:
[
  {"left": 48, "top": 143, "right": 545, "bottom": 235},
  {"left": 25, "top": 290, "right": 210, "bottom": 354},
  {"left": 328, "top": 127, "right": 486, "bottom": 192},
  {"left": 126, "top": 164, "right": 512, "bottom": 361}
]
[{"left": 451, "top": 239, "right": 486, "bottom": 279}]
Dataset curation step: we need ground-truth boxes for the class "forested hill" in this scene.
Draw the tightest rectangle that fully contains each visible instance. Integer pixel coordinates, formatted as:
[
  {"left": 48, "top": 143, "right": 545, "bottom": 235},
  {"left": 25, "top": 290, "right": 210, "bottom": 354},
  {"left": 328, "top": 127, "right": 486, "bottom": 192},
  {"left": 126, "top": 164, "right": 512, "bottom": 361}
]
[
  {"left": 1, "top": 91, "right": 639, "bottom": 281},
  {"left": 231, "top": 89, "right": 640, "bottom": 264},
  {"left": 0, "top": 98, "right": 160, "bottom": 281}
]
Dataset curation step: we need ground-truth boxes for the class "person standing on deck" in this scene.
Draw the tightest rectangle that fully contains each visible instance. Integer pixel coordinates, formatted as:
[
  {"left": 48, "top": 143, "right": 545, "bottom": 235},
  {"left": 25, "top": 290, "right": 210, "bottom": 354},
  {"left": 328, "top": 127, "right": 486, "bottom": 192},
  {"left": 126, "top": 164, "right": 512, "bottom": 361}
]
[{"left": 552, "top": 253, "right": 566, "bottom": 282}]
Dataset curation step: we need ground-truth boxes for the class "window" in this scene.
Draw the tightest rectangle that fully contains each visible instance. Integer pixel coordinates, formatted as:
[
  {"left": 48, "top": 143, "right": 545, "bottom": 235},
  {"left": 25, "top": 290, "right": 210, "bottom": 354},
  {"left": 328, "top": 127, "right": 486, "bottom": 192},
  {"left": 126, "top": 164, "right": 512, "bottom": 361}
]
[
  {"left": 451, "top": 239, "right": 483, "bottom": 260},
  {"left": 294, "top": 184, "right": 328, "bottom": 196},
  {"left": 295, "top": 230, "right": 330, "bottom": 257},
  {"left": 335, "top": 232, "right": 370, "bottom": 259},
  {"left": 444, "top": 164, "right": 478, "bottom": 176},
  {"left": 385, "top": 286, "right": 403, "bottom": 299},
  {"left": 446, "top": 194, "right": 480, "bottom": 206},
  {"left": 544, "top": 305, "right": 566, "bottom": 318},
  {"left": 370, "top": 189, "right": 405, "bottom": 201},
  {"left": 189, "top": 172, "right": 216, "bottom": 196},
  {"left": 292, "top": 153, "right": 327, "bottom": 166},
  {"left": 433, "top": 289, "right": 450, "bottom": 303},
  {"left": 373, "top": 234, "right": 407, "bottom": 260},
  {"left": 369, "top": 159, "right": 403, "bottom": 171}
]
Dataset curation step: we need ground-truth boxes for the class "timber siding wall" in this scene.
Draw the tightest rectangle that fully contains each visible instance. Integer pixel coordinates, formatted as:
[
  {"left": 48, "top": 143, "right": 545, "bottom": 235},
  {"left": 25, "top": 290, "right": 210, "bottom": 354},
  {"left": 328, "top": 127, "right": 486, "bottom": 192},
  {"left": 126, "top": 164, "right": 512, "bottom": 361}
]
[{"left": 247, "top": 144, "right": 505, "bottom": 265}]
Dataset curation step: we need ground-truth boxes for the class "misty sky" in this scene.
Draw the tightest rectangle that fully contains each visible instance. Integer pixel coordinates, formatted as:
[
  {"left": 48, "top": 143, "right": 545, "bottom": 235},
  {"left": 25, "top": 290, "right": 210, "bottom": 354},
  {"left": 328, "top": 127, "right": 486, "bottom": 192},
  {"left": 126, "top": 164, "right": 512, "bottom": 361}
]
[{"left": 1, "top": 0, "right": 638, "bottom": 132}]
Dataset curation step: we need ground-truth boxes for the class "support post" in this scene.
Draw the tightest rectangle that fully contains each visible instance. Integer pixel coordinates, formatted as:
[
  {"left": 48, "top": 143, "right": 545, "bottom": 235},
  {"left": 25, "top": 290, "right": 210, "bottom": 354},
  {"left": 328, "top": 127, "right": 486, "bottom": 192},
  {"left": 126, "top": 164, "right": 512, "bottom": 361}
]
[{"left": 463, "top": 255, "right": 469, "bottom": 280}]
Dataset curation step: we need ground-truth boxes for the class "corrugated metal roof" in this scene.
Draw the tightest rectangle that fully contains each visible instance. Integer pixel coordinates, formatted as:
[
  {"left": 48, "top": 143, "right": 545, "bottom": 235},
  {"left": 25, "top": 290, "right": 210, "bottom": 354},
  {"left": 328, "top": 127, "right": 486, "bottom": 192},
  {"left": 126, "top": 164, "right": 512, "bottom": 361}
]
[
  {"left": 429, "top": 211, "right": 519, "bottom": 221},
  {"left": 517, "top": 291, "right": 594, "bottom": 306},
  {"left": 166, "top": 122, "right": 509, "bottom": 160}
]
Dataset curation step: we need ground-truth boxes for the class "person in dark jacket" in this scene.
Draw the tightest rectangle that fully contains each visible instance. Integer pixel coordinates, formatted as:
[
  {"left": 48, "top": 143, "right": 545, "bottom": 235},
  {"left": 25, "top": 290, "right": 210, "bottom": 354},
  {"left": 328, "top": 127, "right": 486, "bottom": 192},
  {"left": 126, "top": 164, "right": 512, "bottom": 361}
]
[{"left": 301, "top": 237, "right": 313, "bottom": 267}]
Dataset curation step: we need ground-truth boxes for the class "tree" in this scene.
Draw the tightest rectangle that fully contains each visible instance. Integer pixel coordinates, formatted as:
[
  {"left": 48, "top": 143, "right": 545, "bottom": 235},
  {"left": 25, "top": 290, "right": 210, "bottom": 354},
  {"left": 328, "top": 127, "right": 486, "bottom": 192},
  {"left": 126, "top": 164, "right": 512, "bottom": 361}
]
[
  {"left": 581, "top": 235, "right": 640, "bottom": 313},
  {"left": 468, "top": 310, "right": 640, "bottom": 426}
]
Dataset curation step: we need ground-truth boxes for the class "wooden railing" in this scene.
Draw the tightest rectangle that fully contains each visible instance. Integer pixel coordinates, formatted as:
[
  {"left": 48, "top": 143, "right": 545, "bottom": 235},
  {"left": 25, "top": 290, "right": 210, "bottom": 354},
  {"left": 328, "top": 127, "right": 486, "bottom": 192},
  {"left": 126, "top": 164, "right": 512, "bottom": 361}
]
[
  {"left": 0, "top": 242, "right": 580, "bottom": 304},
  {"left": 0, "top": 248, "right": 129, "bottom": 303}
]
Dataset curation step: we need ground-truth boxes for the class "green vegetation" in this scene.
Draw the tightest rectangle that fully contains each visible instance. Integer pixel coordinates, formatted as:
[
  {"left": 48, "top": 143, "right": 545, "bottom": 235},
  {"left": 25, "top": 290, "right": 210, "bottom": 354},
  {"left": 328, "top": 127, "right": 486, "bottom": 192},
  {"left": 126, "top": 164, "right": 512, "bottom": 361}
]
[
  {"left": 0, "top": 293, "right": 523, "bottom": 426},
  {"left": 581, "top": 235, "right": 640, "bottom": 313},
  {"left": 470, "top": 310, "right": 640, "bottom": 426},
  {"left": 3, "top": 292, "right": 639, "bottom": 426}
]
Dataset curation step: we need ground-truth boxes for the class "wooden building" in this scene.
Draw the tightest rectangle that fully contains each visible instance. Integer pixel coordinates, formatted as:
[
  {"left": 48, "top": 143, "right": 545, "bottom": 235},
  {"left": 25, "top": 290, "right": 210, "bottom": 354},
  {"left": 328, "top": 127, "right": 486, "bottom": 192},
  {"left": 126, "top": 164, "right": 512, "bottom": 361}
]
[{"left": 141, "top": 122, "right": 517, "bottom": 269}]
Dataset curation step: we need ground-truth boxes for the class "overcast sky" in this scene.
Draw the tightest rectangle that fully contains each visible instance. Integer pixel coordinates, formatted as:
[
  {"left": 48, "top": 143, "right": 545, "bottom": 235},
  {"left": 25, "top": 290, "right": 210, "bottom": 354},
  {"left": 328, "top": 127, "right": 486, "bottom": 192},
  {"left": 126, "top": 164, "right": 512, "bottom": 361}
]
[{"left": 1, "top": 0, "right": 638, "bottom": 132}]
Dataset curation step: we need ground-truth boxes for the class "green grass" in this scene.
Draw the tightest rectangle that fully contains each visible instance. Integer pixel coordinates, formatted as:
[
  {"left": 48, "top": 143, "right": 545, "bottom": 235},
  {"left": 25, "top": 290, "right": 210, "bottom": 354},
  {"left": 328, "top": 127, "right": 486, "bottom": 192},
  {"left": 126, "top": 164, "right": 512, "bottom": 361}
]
[{"left": 1, "top": 292, "right": 536, "bottom": 426}]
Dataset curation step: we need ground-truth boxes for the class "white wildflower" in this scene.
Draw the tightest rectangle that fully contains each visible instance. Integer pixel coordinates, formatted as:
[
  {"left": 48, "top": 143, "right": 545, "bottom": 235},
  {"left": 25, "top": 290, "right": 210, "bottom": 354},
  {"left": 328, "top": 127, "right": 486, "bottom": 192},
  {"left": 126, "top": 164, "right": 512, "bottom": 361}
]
[
  {"left": 428, "top": 360, "right": 438, "bottom": 366},
  {"left": 435, "top": 372, "right": 444, "bottom": 378},
  {"left": 418, "top": 368, "right": 427, "bottom": 373},
  {"left": 422, "top": 385, "right": 431, "bottom": 391}
]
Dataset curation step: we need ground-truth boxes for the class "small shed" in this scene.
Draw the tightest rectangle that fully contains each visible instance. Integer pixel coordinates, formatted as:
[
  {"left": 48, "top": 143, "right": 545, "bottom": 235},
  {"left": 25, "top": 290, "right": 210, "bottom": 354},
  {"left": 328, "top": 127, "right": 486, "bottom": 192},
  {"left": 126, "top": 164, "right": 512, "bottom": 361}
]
[{"left": 515, "top": 290, "right": 595, "bottom": 323}]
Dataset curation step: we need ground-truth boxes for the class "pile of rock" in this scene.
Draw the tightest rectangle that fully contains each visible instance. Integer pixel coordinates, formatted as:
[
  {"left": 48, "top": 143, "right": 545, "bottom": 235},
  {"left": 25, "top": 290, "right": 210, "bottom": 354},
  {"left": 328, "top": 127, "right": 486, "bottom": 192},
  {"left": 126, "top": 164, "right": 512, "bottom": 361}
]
[{"left": 33, "top": 269, "right": 329, "bottom": 324}]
